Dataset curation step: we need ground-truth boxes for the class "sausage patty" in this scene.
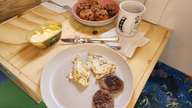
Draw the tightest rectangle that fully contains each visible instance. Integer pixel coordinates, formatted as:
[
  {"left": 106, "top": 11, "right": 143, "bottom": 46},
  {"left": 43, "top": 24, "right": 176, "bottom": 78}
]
[
  {"left": 99, "top": 74, "right": 124, "bottom": 93},
  {"left": 93, "top": 89, "right": 114, "bottom": 108}
]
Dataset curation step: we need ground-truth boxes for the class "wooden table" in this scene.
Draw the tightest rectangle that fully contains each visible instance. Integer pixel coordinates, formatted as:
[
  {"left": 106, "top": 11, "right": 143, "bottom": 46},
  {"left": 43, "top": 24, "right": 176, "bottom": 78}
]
[
  {"left": 0, "top": 0, "right": 40, "bottom": 22},
  {"left": 0, "top": 5, "right": 171, "bottom": 108}
]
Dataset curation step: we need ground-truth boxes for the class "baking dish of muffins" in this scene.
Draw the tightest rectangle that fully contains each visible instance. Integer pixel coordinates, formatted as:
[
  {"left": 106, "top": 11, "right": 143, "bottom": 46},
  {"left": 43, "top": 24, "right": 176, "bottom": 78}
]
[{"left": 72, "top": 0, "right": 119, "bottom": 26}]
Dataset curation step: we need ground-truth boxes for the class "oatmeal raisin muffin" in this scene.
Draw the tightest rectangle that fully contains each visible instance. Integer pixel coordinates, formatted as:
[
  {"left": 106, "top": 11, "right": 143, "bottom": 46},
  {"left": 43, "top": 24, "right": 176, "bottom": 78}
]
[
  {"left": 95, "top": 9, "right": 109, "bottom": 21},
  {"left": 79, "top": 9, "right": 95, "bottom": 21}
]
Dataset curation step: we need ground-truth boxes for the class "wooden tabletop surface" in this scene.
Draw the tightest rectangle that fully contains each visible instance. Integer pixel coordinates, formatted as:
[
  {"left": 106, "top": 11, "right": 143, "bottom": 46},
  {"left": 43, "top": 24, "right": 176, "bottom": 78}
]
[
  {"left": 0, "top": 0, "right": 40, "bottom": 22},
  {"left": 0, "top": 5, "right": 171, "bottom": 108}
]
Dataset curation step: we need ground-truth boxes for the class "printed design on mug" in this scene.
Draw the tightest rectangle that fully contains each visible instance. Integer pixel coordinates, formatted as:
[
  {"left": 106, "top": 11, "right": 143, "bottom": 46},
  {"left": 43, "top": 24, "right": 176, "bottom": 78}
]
[
  {"left": 135, "top": 16, "right": 140, "bottom": 24},
  {"left": 118, "top": 17, "right": 127, "bottom": 32}
]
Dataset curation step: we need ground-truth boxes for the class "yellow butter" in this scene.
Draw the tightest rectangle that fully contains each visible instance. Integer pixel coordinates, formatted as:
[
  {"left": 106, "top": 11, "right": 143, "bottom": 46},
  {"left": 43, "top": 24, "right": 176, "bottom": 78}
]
[{"left": 29, "top": 23, "right": 62, "bottom": 48}]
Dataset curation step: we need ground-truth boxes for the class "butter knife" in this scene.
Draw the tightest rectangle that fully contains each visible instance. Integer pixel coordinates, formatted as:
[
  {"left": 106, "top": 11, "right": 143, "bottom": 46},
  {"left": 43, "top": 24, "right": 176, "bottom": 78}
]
[{"left": 61, "top": 37, "right": 119, "bottom": 44}]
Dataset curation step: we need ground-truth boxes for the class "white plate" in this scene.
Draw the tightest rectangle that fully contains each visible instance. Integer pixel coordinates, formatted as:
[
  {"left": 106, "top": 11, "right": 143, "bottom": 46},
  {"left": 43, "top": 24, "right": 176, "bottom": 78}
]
[{"left": 41, "top": 44, "right": 133, "bottom": 108}]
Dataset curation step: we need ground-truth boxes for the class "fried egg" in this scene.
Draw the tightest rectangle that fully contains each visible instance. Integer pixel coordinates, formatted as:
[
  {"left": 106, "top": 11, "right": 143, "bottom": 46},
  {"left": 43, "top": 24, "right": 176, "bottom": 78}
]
[
  {"left": 69, "top": 57, "right": 90, "bottom": 87},
  {"left": 87, "top": 53, "right": 116, "bottom": 79}
]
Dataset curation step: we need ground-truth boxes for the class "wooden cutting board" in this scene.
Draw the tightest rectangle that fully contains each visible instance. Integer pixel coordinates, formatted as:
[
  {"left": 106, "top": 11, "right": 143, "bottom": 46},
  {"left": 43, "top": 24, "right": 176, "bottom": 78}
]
[
  {"left": 0, "top": 4, "right": 171, "bottom": 108},
  {"left": 0, "top": 4, "right": 117, "bottom": 102}
]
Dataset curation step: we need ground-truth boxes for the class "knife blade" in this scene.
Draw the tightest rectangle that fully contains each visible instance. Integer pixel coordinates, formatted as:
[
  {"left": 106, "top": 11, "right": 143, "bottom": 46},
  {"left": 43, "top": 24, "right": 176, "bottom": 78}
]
[
  {"left": 61, "top": 37, "right": 119, "bottom": 44},
  {"left": 60, "top": 37, "right": 121, "bottom": 50}
]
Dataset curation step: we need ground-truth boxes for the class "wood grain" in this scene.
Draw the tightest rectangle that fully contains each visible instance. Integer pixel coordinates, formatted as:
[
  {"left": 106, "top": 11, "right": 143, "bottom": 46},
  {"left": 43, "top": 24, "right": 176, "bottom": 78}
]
[
  {"left": 8, "top": 17, "right": 40, "bottom": 31},
  {"left": 0, "top": 0, "right": 40, "bottom": 22}
]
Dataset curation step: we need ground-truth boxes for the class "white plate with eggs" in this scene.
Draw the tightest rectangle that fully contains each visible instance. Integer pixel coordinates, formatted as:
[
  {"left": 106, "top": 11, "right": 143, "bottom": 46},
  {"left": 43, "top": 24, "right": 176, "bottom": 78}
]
[{"left": 41, "top": 44, "right": 133, "bottom": 108}]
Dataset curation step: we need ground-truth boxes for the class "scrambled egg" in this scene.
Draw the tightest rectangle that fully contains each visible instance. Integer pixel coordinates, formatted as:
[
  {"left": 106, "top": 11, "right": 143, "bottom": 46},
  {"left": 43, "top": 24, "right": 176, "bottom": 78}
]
[
  {"left": 69, "top": 57, "right": 90, "bottom": 87},
  {"left": 87, "top": 53, "right": 116, "bottom": 79},
  {"left": 68, "top": 53, "right": 116, "bottom": 87}
]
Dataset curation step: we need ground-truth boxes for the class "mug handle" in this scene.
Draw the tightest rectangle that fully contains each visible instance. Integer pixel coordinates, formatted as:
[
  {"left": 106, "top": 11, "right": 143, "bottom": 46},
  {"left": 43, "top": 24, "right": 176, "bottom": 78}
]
[{"left": 118, "top": 17, "right": 127, "bottom": 32}]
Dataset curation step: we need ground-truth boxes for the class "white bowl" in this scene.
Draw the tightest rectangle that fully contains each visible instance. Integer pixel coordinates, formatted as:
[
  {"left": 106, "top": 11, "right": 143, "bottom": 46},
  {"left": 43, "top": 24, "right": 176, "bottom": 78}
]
[{"left": 71, "top": 1, "right": 119, "bottom": 27}]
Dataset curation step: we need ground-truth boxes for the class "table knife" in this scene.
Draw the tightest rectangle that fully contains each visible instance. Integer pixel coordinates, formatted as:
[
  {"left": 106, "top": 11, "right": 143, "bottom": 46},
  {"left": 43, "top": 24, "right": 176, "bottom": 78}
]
[
  {"left": 61, "top": 37, "right": 121, "bottom": 50},
  {"left": 61, "top": 37, "right": 119, "bottom": 44}
]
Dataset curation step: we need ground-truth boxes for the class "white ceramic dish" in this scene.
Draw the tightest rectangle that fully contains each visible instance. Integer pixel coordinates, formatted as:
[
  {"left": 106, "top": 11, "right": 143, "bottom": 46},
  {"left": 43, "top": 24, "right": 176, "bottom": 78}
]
[
  {"left": 71, "top": 2, "right": 119, "bottom": 27},
  {"left": 41, "top": 44, "right": 133, "bottom": 108}
]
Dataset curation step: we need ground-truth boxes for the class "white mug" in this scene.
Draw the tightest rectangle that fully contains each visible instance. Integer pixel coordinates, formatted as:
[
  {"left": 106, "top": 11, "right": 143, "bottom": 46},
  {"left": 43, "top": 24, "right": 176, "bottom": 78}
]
[{"left": 116, "top": 0, "right": 146, "bottom": 37}]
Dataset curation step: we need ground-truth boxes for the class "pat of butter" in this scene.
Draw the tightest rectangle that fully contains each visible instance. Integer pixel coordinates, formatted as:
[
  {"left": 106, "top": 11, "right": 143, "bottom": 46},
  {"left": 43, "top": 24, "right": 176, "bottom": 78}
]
[{"left": 30, "top": 23, "right": 62, "bottom": 48}]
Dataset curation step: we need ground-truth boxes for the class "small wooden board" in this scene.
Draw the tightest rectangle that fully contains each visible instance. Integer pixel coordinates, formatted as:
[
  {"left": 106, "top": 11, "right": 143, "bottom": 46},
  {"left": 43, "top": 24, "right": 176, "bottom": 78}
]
[{"left": 0, "top": 5, "right": 171, "bottom": 108}]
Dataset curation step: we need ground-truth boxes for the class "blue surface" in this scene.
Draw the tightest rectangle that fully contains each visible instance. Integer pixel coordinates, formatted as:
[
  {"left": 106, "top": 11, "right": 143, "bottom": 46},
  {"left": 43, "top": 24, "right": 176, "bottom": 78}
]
[
  {"left": 0, "top": 71, "right": 7, "bottom": 83},
  {"left": 135, "top": 62, "right": 192, "bottom": 108}
]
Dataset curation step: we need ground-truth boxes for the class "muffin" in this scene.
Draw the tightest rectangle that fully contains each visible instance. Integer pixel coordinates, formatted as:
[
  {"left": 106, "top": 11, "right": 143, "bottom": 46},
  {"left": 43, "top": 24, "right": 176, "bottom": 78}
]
[
  {"left": 94, "top": 9, "right": 109, "bottom": 21},
  {"left": 79, "top": 9, "right": 95, "bottom": 21}
]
